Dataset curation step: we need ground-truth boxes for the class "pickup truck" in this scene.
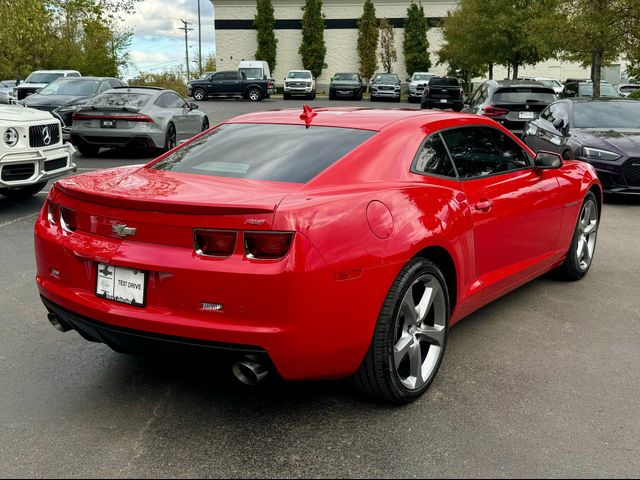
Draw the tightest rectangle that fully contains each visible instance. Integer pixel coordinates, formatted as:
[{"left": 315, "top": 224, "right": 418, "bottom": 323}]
[{"left": 187, "top": 71, "right": 275, "bottom": 102}]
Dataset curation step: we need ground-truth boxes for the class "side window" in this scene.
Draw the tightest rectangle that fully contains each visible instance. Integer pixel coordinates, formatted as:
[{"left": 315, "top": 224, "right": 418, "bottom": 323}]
[
  {"left": 67, "top": 72, "right": 81, "bottom": 77},
  {"left": 413, "top": 134, "right": 457, "bottom": 178},
  {"left": 154, "top": 93, "right": 170, "bottom": 108},
  {"left": 441, "top": 127, "right": 530, "bottom": 179},
  {"left": 109, "top": 80, "right": 123, "bottom": 89},
  {"left": 467, "top": 85, "right": 482, "bottom": 107},
  {"left": 166, "top": 92, "right": 188, "bottom": 108},
  {"left": 98, "top": 81, "right": 111, "bottom": 93},
  {"left": 220, "top": 72, "right": 237, "bottom": 80},
  {"left": 209, "top": 73, "right": 222, "bottom": 82},
  {"left": 541, "top": 103, "right": 557, "bottom": 123}
]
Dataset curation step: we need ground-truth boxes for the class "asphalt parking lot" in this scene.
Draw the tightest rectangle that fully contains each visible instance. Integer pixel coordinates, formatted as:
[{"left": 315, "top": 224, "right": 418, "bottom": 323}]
[{"left": 1, "top": 98, "right": 640, "bottom": 478}]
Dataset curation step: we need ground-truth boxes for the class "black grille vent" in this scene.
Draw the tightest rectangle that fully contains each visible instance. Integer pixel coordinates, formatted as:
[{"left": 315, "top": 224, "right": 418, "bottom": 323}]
[
  {"left": 622, "top": 158, "right": 640, "bottom": 187},
  {"left": 1, "top": 163, "right": 35, "bottom": 182},
  {"left": 29, "top": 124, "right": 60, "bottom": 148},
  {"left": 44, "top": 157, "right": 67, "bottom": 172}
]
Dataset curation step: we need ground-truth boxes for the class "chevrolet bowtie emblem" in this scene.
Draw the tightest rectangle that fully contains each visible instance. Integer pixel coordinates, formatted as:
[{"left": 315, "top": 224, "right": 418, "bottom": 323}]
[{"left": 112, "top": 224, "right": 137, "bottom": 237}]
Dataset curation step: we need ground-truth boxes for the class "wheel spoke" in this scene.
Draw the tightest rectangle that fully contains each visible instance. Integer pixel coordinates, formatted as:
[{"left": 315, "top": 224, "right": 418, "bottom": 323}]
[
  {"left": 408, "top": 342, "right": 424, "bottom": 389},
  {"left": 581, "top": 236, "right": 591, "bottom": 263},
  {"left": 393, "top": 334, "right": 413, "bottom": 366},
  {"left": 401, "top": 291, "right": 419, "bottom": 325},
  {"left": 583, "top": 220, "right": 597, "bottom": 235},
  {"left": 415, "top": 325, "right": 446, "bottom": 346},
  {"left": 415, "top": 280, "right": 440, "bottom": 323}
]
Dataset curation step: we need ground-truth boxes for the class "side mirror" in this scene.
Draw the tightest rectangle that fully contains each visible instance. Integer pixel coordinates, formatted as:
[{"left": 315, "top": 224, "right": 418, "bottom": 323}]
[
  {"left": 553, "top": 117, "right": 565, "bottom": 129},
  {"left": 190, "top": 103, "right": 199, "bottom": 110},
  {"left": 535, "top": 151, "right": 563, "bottom": 169}
]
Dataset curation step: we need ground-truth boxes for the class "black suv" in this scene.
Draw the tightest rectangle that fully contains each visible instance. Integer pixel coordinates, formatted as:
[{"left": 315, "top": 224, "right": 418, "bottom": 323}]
[
  {"left": 329, "top": 73, "right": 365, "bottom": 100},
  {"left": 421, "top": 77, "right": 465, "bottom": 111},
  {"left": 464, "top": 80, "right": 556, "bottom": 136}
]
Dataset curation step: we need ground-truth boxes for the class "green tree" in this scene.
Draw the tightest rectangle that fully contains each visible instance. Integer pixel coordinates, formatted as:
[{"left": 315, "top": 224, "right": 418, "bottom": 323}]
[
  {"left": 438, "top": 0, "right": 557, "bottom": 80},
  {"left": 299, "top": 0, "right": 327, "bottom": 78},
  {"left": 379, "top": 18, "right": 397, "bottom": 73},
  {"left": 403, "top": 1, "right": 431, "bottom": 76},
  {"left": 254, "top": 0, "right": 278, "bottom": 73},
  {"left": 357, "top": 0, "right": 378, "bottom": 83},
  {"left": 554, "top": 0, "right": 640, "bottom": 97}
]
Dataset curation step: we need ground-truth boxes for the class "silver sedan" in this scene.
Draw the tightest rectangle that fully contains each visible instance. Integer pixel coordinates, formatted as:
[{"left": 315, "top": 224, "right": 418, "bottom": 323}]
[{"left": 70, "top": 86, "right": 209, "bottom": 156}]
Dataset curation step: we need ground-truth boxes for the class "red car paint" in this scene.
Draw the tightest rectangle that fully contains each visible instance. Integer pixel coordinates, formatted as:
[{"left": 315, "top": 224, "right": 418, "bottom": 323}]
[{"left": 34, "top": 108, "right": 601, "bottom": 381}]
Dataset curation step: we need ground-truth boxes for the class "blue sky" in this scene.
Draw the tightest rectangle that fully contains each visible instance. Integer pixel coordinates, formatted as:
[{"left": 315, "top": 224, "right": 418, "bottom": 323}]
[{"left": 124, "top": 0, "right": 216, "bottom": 78}]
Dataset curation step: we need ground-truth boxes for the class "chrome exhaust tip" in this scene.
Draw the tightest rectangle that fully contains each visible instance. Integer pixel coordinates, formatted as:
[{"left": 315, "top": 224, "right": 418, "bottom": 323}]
[
  {"left": 47, "top": 313, "right": 71, "bottom": 333},
  {"left": 232, "top": 357, "right": 270, "bottom": 386}
]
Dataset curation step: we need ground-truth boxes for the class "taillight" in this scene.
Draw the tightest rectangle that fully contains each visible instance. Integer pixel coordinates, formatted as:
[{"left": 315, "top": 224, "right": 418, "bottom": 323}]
[
  {"left": 59, "top": 206, "right": 77, "bottom": 232},
  {"left": 72, "top": 114, "right": 153, "bottom": 123},
  {"left": 482, "top": 105, "right": 510, "bottom": 117},
  {"left": 244, "top": 232, "right": 294, "bottom": 260},
  {"left": 46, "top": 201, "right": 77, "bottom": 233},
  {"left": 194, "top": 229, "right": 237, "bottom": 257},
  {"left": 47, "top": 201, "right": 58, "bottom": 225},
  {"left": 268, "top": 80, "right": 274, "bottom": 89}
]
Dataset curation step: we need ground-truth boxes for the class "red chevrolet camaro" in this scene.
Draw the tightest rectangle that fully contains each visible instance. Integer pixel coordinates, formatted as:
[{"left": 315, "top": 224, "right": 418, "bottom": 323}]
[{"left": 35, "top": 107, "right": 601, "bottom": 403}]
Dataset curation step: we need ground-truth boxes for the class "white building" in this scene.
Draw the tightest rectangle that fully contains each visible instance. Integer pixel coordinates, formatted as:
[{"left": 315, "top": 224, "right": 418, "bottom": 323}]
[{"left": 212, "top": 0, "right": 623, "bottom": 87}]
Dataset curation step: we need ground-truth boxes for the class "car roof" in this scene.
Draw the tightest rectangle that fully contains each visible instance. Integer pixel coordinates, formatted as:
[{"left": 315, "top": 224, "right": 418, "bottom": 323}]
[
  {"left": 492, "top": 79, "right": 546, "bottom": 87},
  {"left": 104, "top": 86, "right": 167, "bottom": 96},
  {"left": 567, "top": 97, "right": 636, "bottom": 104},
  {"left": 31, "top": 70, "right": 80, "bottom": 74},
  {"left": 227, "top": 107, "right": 478, "bottom": 132},
  {"left": 53, "top": 76, "right": 116, "bottom": 81}
]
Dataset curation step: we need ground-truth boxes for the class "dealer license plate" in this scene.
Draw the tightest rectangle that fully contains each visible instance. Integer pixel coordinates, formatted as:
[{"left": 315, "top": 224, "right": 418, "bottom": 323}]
[
  {"left": 519, "top": 111, "right": 535, "bottom": 119},
  {"left": 96, "top": 263, "right": 147, "bottom": 307},
  {"left": 440, "top": 99, "right": 448, "bottom": 103},
  {"left": 100, "top": 119, "right": 116, "bottom": 128}
]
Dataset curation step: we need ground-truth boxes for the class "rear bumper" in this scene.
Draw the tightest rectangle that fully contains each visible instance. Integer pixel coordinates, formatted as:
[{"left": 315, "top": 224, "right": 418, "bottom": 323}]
[
  {"left": 71, "top": 133, "right": 161, "bottom": 149},
  {"left": 422, "top": 98, "right": 464, "bottom": 108},
  {"left": 34, "top": 209, "right": 397, "bottom": 380}
]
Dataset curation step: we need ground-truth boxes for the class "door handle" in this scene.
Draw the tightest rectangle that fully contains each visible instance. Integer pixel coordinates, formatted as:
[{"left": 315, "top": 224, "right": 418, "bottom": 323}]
[{"left": 474, "top": 199, "right": 493, "bottom": 212}]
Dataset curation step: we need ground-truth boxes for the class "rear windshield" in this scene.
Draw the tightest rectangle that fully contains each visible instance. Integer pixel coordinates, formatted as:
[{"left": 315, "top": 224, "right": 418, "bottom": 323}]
[
  {"left": 412, "top": 74, "right": 433, "bottom": 81},
  {"left": 152, "top": 123, "right": 376, "bottom": 184},
  {"left": 87, "top": 92, "right": 151, "bottom": 109},
  {"left": 619, "top": 85, "right": 639, "bottom": 92},
  {"left": 573, "top": 102, "right": 640, "bottom": 128},
  {"left": 578, "top": 84, "right": 619, "bottom": 97},
  {"left": 334, "top": 73, "right": 359, "bottom": 81},
  {"left": 493, "top": 87, "right": 556, "bottom": 103},
  {"left": 25, "top": 72, "right": 64, "bottom": 84},
  {"left": 39, "top": 79, "right": 100, "bottom": 96},
  {"left": 429, "top": 77, "right": 460, "bottom": 86}
]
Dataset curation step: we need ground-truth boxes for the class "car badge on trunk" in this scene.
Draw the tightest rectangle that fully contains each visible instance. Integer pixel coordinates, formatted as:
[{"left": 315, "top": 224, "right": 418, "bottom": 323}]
[{"left": 112, "top": 224, "right": 137, "bottom": 237}]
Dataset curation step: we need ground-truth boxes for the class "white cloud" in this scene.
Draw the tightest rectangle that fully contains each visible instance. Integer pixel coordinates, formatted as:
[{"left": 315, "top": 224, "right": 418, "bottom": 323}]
[
  {"left": 124, "top": 0, "right": 214, "bottom": 39},
  {"left": 129, "top": 50, "right": 172, "bottom": 64}
]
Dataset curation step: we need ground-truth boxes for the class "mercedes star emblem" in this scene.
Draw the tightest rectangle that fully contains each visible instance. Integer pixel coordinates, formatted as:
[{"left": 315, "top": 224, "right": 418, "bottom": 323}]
[{"left": 42, "top": 126, "right": 51, "bottom": 146}]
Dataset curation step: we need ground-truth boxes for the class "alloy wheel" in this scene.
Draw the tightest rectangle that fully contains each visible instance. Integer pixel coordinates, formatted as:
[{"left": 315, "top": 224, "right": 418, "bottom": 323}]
[
  {"left": 194, "top": 89, "right": 205, "bottom": 101},
  {"left": 393, "top": 274, "right": 447, "bottom": 390},
  {"left": 576, "top": 199, "right": 598, "bottom": 271}
]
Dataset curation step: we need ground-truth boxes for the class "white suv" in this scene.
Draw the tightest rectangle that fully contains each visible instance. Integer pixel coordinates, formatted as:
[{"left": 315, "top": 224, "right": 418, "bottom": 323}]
[
  {"left": 15, "top": 70, "right": 81, "bottom": 101},
  {"left": 0, "top": 105, "right": 76, "bottom": 199},
  {"left": 283, "top": 70, "right": 316, "bottom": 100}
]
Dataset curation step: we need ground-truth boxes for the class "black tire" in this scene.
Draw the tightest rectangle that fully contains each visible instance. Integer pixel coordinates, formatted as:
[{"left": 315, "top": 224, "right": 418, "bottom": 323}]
[
  {"left": 355, "top": 91, "right": 363, "bottom": 101},
  {"left": 453, "top": 105, "right": 463, "bottom": 112},
  {"left": 283, "top": 92, "right": 291, "bottom": 100},
  {"left": 395, "top": 96, "right": 402, "bottom": 103},
  {"left": 77, "top": 143, "right": 100, "bottom": 157},
  {"left": 164, "top": 123, "right": 177, "bottom": 152},
  {"left": 247, "top": 87, "right": 262, "bottom": 102},
  {"left": 0, "top": 181, "right": 48, "bottom": 199},
  {"left": 354, "top": 257, "right": 450, "bottom": 404},
  {"left": 309, "top": 92, "right": 316, "bottom": 100},
  {"left": 201, "top": 117, "right": 210, "bottom": 132},
  {"left": 192, "top": 88, "right": 207, "bottom": 101},
  {"left": 555, "top": 191, "right": 599, "bottom": 281},
  {"left": 329, "top": 90, "right": 335, "bottom": 100},
  {"left": 408, "top": 97, "right": 418, "bottom": 104},
  {"left": 421, "top": 102, "right": 429, "bottom": 110},
  {"left": 370, "top": 95, "right": 376, "bottom": 102}
]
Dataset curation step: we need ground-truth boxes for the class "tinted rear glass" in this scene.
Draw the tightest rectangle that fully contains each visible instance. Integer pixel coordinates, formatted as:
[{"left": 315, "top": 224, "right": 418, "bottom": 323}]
[
  {"left": 573, "top": 102, "right": 640, "bottom": 128},
  {"left": 88, "top": 92, "right": 151, "bottom": 109},
  {"left": 429, "top": 77, "right": 460, "bottom": 86},
  {"left": 493, "top": 87, "right": 556, "bottom": 103},
  {"left": 620, "top": 85, "right": 639, "bottom": 92},
  {"left": 152, "top": 123, "right": 376, "bottom": 183},
  {"left": 578, "top": 84, "right": 619, "bottom": 97}
]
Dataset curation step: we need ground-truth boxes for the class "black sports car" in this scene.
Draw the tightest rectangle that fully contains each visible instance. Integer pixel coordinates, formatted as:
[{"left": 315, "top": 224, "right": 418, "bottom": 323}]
[{"left": 522, "top": 98, "right": 640, "bottom": 194}]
